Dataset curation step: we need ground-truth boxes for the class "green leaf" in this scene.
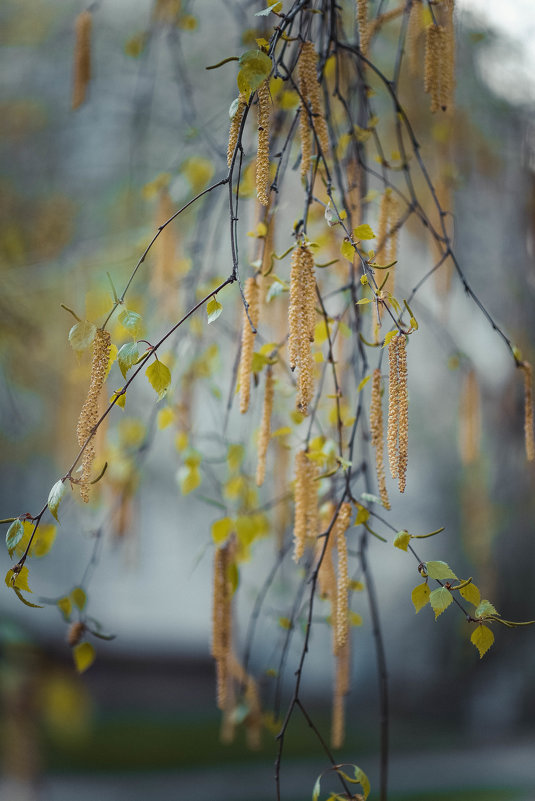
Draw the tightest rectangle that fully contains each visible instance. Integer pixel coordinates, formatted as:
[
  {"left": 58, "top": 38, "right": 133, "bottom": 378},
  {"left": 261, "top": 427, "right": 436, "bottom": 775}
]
[
  {"left": 255, "top": 2, "right": 282, "bottom": 16},
  {"left": 471, "top": 624, "right": 494, "bottom": 658},
  {"left": 425, "top": 560, "right": 457, "bottom": 580},
  {"left": 69, "top": 320, "right": 97, "bottom": 352},
  {"left": 475, "top": 599, "right": 499, "bottom": 619},
  {"left": 228, "top": 97, "right": 240, "bottom": 119},
  {"left": 393, "top": 530, "right": 411, "bottom": 551},
  {"left": 237, "top": 49, "right": 272, "bottom": 95},
  {"left": 340, "top": 239, "right": 355, "bottom": 261},
  {"left": 212, "top": 517, "right": 234, "bottom": 546},
  {"left": 353, "top": 766, "right": 370, "bottom": 800},
  {"left": 459, "top": 582, "right": 481, "bottom": 607},
  {"left": 6, "top": 519, "right": 24, "bottom": 558},
  {"left": 73, "top": 641, "right": 96, "bottom": 674},
  {"left": 146, "top": 360, "right": 172, "bottom": 400},
  {"left": 48, "top": 480, "right": 66, "bottom": 522},
  {"left": 118, "top": 309, "right": 144, "bottom": 339},
  {"left": 355, "top": 504, "right": 369, "bottom": 525},
  {"left": 411, "top": 582, "right": 430, "bottom": 613},
  {"left": 353, "top": 224, "right": 375, "bottom": 240},
  {"left": 356, "top": 297, "right": 371, "bottom": 305},
  {"left": 5, "top": 565, "right": 31, "bottom": 593},
  {"left": 118, "top": 341, "right": 140, "bottom": 379},
  {"left": 57, "top": 596, "right": 72, "bottom": 620},
  {"left": 207, "top": 297, "right": 223, "bottom": 324},
  {"left": 429, "top": 586, "right": 453, "bottom": 619},
  {"left": 71, "top": 587, "right": 87, "bottom": 611},
  {"left": 312, "top": 776, "right": 321, "bottom": 801}
]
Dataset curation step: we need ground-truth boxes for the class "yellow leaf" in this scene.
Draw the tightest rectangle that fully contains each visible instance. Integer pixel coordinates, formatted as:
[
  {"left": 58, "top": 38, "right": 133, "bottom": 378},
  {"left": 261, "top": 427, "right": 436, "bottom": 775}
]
[
  {"left": 182, "top": 156, "right": 214, "bottom": 193},
  {"left": 411, "top": 582, "right": 430, "bottom": 613},
  {"left": 393, "top": 530, "right": 411, "bottom": 551},
  {"left": 110, "top": 389, "right": 126, "bottom": 408},
  {"left": 279, "top": 90, "right": 299, "bottom": 109},
  {"left": 5, "top": 566, "right": 31, "bottom": 593},
  {"left": 227, "top": 444, "right": 244, "bottom": 473},
  {"left": 157, "top": 407, "right": 175, "bottom": 430},
  {"left": 73, "top": 642, "right": 96, "bottom": 674},
  {"left": 271, "top": 426, "right": 291, "bottom": 438},
  {"left": 212, "top": 517, "right": 234, "bottom": 546},
  {"left": 459, "top": 582, "right": 481, "bottom": 607},
  {"left": 340, "top": 239, "right": 355, "bottom": 261},
  {"left": 349, "top": 611, "right": 363, "bottom": 626},
  {"left": 105, "top": 343, "right": 118, "bottom": 379},
  {"left": 237, "top": 49, "right": 272, "bottom": 95},
  {"left": 146, "top": 360, "right": 171, "bottom": 400},
  {"left": 357, "top": 375, "right": 371, "bottom": 392},
  {"left": 429, "top": 586, "right": 453, "bottom": 619},
  {"left": 71, "top": 587, "right": 87, "bottom": 611},
  {"left": 179, "top": 466, "right": 201, "bottom": 495},
  {"left": 119, "top": 418, "right": 146, "bottom": 447},
  {"left": 349, "top": 580, "right": 364, "bottom": 591},
  {"left": 278, "top": 616, "right": 291, "bottom": 630},
  {"left": 224, "top": 475, "right": 245, "bottom": 499},
  {"left": 175, "top": 431, "right": 188, "bottom": 452},
  {"left": 13, "top": 522, "right": 57, "bottom": 559},
  {"left": 353, "top": 224, "right": 375, "bottom": 240},
  {"left": 57, "top": 597, "right": 72, "bottom": 619},
  {"left": 471, "top": 624, "right": 494, "bottom": 658}
]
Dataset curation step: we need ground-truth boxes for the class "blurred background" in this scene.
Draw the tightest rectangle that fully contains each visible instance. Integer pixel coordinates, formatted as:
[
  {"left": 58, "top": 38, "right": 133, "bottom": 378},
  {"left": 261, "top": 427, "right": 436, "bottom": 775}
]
[{"left": 0, "top": 0, "right": 535, "bottom": 799}]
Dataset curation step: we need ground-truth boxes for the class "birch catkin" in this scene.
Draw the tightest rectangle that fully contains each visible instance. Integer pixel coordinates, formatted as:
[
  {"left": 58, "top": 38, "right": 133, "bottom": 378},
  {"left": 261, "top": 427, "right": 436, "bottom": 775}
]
[
  {"left": 227, "top": 93, "right": 247, "bottom": 168},
  {"left": 293, "top": 450, "right": 319, "bottom": 562},
  {"left": 387, "top": 336, "right": 400, "bottom": 480},
  {"left": 334, "top": 502, "right": 352, "bottom": 652},
  {"left": 424, "top": 10, "right": 455, "bottom": 114},
  {"left": 370, "top": 369, "right": 390, "bottom": 509},
  {"left": 256, "top": 80, "right": 271, "bottom": 206},
  {"left": 332, "top": 640, "right": 350, "bottom": 749},
  {"left": 288, "top": 246, "right": 316, "bottom": 415},
  {"left": 212, "top": 542, "right": 233, "bottom": 710},
  {"left": 239, "top": 277, "right": 260, "bottom": 414},
  {"left": 397, "top": 335, "right": 408, "bottom": 493},
  {"left": 356, "top": 0, "right": 369, "bottom": 55},
  {"left": 72, "top": 11, "right": 92, "bottom": 110},
  {"left": 298, "top": 41, "right": 330, "bottom": 177},
  {"left": 76, "top": 328, "right": 111, "bottom": 502},
  {"left": 256, "top": 367, "right": 274, "bottom": 486},
  {"left": 522, "top": 362, "right": 534, "bottom": 462}
]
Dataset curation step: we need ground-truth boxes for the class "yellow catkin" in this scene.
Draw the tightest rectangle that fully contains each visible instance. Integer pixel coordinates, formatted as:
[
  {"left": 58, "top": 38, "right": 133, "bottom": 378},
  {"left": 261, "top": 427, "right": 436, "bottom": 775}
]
[
  {"left": 356, "top": 0, "right": 369, "bottom": 55},
  {"left": 239, "top": 277, "right": 260, "bottom": 414},
  {"left": 522, "top": 362, "right": 534, "bottom": 462},
  {"left": 293, "top": 450, "right": 308, "bottom": 562},
  {"left": 67, "top": 621, "right": 85, "bottom": 647},
  {"left": 76, "top": 329, "right": 111, "bottom": 502},
  {"left": 387, "top": 336, "right": 400, "bottom": 480},
  {"left": 211, "top": 542, "right": 233, "bottom": 710},
  {"left": 407, "top": 0, "right": 423, "bottom": 75},
  {"left": 288, "top": 246, "right": 316, "bottom": 415},
  {"left": 441, "top": 0, "right": 456, "bottom": 112},
  {"left": 334, "top": 502, "right": 352, "bottom": 652},
  {"left": 256, "top": 80, "right": 271, "bottom": 206},
  {"left": 331, "top": 639, "right": 350, "bottom": 749},
  {"left": 227, "top": 93, "right": 247, "bottom": 168},
  {"left": 458, "top": 369, "right": 480, "bottom": 465},
  {"left": 72, "top": 11, "right": 92, "bottom": 110},
  {"left": 293, "top": 450, "right": 319, "bottom": 563},
  {"left": 316, "top": 502, "right": 337, "bottom": 602},
  {"left": 397, "top": 335, "right": 408, "bottom": 492},
  {"left": 256, "top": 368, "right": 274, "bottom": 486},
  {"left": 424, "top": 23, "right": 451, "bottom": 113},
  {"left": 298, "top": 42, "right": 330, "bottom": 177},
  {"left": 370, "top": 369, "right": 390, "bottom": 510}
]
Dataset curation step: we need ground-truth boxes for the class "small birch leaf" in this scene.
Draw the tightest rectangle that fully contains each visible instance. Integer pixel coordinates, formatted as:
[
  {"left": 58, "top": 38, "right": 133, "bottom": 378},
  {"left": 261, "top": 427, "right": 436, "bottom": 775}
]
[
  {"left": 429, "top": 586, "right": 453, "bottom": 619},
  {"left": 426, "top": 560, "right": 457, "bottom": 580},
  {"left": 118, "top": 342, "right": 139, "bottom": 379},
  {"left": 471, "top": 624, "right": 494, "bottom": 658},
  {"left": 459, "top": 582, "right": 481, "bottom": 607},
  {"left": 69, "top": 321, "right": 96, "bottom": 352},
  {"left": 411, "top": 582, "right": 430, "bottom": 613},
  {"left": 393, "top": 530, "right": 411, "bottom": 551},
  {"left": 6, "top": 520, "right": 24, "bottom": 558},
  {"left": 146, "top": 360, "right": 171, "bottom": 400},
  {"left": 48, "top": 480, "right": 66, "bottom": 522},
  {"left": 207, "top": 297, "right": 223, "bottom": 324},
  {"left": 73, "top": 642, "right": 96, "bottom": 673}
]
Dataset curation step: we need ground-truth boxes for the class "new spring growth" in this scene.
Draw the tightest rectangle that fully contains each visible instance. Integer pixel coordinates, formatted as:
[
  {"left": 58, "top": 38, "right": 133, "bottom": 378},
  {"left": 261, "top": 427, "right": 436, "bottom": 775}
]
[
  {"left": 297, "top": 41, "right": 330, "bottom": 178},
  {"left": 387, "top": 334, "right": 408, "bottom": 492},
  {"left": 227, "top": 93, "right": 247, "bottom": 168},
  {"left": 288, "top": 245, "right": 316, "bottom": 415},
  {"left": 76, "top": 328, "right": 111, "bottom": 502},
  {"left": 72, "top": 10, "right": 92, "bottom": 110},
  {"left": 370, "top": 368, "right": 390, "bottom": 509},
  {"left": 256, "top": 80, "right": 271, "bottom": 206},
  {"left": 293, "top": 450, "right": 318, "bottom": 563},
  {"left": 239, "top": 277, "right": 260, "bottom": 414}
]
